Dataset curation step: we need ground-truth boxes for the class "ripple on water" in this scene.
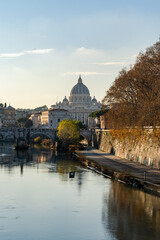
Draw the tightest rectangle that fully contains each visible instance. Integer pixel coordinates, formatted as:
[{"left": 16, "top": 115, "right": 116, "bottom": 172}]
[
  {"left": 0, "top": 226, "right": 5, "bottom": 231},
  {"left": 4, "top": 205, "right": 16, "bottom": 210}
]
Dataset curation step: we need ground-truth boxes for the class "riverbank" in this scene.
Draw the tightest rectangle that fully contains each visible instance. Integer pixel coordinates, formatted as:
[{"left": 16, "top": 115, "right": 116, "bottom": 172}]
[{"left": 76, "top": 148, "right": 160, "bottom": 197}]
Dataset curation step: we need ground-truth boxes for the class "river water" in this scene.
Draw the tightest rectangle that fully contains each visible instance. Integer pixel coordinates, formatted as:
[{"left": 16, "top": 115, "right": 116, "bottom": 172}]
[{"left": 0, "top": 143, "right": 160, "bottom": 240}]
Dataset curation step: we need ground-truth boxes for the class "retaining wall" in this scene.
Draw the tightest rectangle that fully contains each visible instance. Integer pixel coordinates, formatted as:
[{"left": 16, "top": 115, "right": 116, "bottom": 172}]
[{"left": 94, "top": 129, "right": 160, "bottom": 169}]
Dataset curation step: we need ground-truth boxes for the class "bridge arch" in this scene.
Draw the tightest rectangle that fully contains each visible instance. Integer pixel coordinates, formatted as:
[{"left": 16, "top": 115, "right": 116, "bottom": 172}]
[
  {"left": 0, "top": 128, "right": 57, "bottom": 142},
  {"left": 79, "top": 133, "right": 89, "bottom": 145},
  {"left": 29, "top": 132, "right": 54, "bottom": 141},
  {"left": 4, "top": 134, "right": 15, "bottom": 141},
  {"left": 80, "top": 130, "right": 92, "bottom": 145}
]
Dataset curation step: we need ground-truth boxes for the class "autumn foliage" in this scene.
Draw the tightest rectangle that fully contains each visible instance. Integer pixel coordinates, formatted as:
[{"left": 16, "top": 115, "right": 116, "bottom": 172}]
[
  {"left": 57, "top": 119, "right": 80, "bottom": 149},
  {"left": 103, "top": 40, "right": 160, "bottom": 129}
]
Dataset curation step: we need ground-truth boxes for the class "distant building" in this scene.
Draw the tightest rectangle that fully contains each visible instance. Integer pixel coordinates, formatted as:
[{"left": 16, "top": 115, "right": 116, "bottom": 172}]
[
  {"left": 88, "top": 117, "right": 100, "bottom": 129},
  {"left": 3, "top": 106, "right": 16, "bottom": 127},
  {"left": 30, "top": 112, "right": 41, "bottom": 128},
  {"left": 0, "top": 117, "right": 2, "bottom": 128},
  {"left": 100, "top": 113, "right": 109, "bottom": 129},
  {"left": 15, "top": 110, "right": 29, "bottom": 120},
  {"left": 28, "top": 76, "right": 101, "bottom": 129},
  {"left": 41, "top": 110, "right": 49, "bottom": 128},
  {"left": 0, "top": 107, "right": 4, "bottom": 124},
  {"left": 49, "top": 108, "right": 70, "bottom": 129},
  {"left": 30, "top": 108, "right": 70, "bottom": 129},
  {"left": 51, "top": 75, "right": 101, "bottom": 125}
]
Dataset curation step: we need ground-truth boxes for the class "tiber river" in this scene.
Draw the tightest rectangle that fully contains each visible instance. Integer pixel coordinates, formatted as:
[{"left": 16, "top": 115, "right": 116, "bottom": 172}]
[{"left": 0, "top": 143, "right": 160, "bottom": 240}]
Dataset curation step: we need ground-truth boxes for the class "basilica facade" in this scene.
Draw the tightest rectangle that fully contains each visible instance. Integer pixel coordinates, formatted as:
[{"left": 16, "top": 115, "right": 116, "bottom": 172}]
[{"left": 51, "top": 76, "right": 101, "bottom": 125}]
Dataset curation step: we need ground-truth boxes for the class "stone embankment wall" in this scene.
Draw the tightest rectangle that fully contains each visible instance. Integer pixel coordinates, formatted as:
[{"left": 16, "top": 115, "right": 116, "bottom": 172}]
[{"left": 93, "top": 129, "right": 160, "bottom": 169}]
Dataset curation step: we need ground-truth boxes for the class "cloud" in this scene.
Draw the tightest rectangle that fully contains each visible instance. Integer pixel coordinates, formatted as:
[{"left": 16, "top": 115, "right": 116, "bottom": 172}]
[
  {"left": 75, "top": 47, "right": 102, "bottom": 56},
  {"left": 62, "top": 72, "right": 111, "bottom": 76},
  {"left": 0, "top": 52, "right": 25, "bottom": 58},
  {"left": 25, "top": 49, "right": 54, "bottom": 55},
  {"left": 0, "top": 48, "right": 54, "bottom": 58}
]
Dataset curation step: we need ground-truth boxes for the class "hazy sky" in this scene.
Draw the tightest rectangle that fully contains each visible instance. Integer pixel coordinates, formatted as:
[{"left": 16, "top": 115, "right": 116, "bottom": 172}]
[{"left": 0, "top": 0, "right": 159, "bottom": 108}]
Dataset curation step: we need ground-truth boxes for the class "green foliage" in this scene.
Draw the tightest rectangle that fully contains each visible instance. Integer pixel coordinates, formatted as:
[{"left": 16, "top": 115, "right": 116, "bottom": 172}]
[
  {"left": 57, "top": 119, "right": 80, "bottom": 149},
  {"left": 89, "top": 109, "right": 108, "bottom": 118},
  {"left": 74, "top": 120, "right": 86, "bottom": 130},
  {"left": 34, "top": 105, "right": 48, "bottom": 112},
  {"left": 34, "top": 136, "right": 42, "bottom": 144},
  {"left": 25, "top": 119, "right": 33, "bottom": 128},
  {"left": 17, "top": 117, "right": 33, "bottom": 128}
]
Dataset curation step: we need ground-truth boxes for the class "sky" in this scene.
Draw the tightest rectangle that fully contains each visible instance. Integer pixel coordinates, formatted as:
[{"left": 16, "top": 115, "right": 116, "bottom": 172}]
[{"left": 0, "top": 0, "right": 159, "bottom": 109}]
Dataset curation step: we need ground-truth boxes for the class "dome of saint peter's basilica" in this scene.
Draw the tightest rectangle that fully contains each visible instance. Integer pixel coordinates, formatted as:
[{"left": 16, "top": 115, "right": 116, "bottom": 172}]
[
  {"left": 52, "top": 75, "right": 101, "bottom": 124},
  {"left": 69, "top": 75, "right": 92, "bottom": 104},
  {"left": 70, "top": 75, "right": 90, "bottom": 95}
]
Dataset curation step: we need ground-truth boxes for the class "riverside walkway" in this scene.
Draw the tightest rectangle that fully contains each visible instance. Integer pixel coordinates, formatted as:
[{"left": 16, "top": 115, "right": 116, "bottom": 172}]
[{"left": 78, "top": 148, "right": 160, "bottom": 185}]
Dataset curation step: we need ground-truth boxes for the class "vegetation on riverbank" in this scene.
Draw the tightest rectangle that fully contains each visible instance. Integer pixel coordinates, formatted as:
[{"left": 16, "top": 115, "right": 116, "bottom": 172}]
[
  {"left": 105, "top": 128, "right": 160, "bottom": 144},
  {"left": 33, "top": 119, "right": 86, "bottom": 151},
  {"left": 89, "top": 109, "right": 108, "bottom": 118},
  {"left": 17, "top": 117, "right": 33, "bottom": 128},
  {"left": 102, "top": 40, "right": 160, "bottom": 129},
  {"left": 57, "top": 119, "right": 81, "bottom": 150},
  {"left": 34, "top": 136, "right": 53, "bottom": 149}
]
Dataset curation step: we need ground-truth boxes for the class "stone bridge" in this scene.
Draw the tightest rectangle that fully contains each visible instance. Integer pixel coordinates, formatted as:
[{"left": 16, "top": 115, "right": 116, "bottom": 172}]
[
  {"left": 0, "top": 127, "right": 93, "bottom": 145},
  {"left": 0, "top": 128, "right": 57, "bottom": 142}
]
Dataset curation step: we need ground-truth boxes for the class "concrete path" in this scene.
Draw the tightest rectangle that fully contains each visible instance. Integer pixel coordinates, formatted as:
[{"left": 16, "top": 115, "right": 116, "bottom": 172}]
[{"left": 79, "top": 148, "right": 160, "bottom": 185}]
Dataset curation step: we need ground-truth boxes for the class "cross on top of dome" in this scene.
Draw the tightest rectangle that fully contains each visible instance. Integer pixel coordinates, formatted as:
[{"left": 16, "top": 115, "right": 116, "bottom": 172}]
[{"left": 78, "top": 75, "right": 82, "bottom": 83}]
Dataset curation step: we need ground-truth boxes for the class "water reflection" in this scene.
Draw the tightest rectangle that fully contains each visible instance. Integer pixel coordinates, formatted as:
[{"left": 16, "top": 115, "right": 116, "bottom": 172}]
[
  {"left": 103, "top": 181, "right": 160, "bottom": 240},
  {"left": 0, "top": 143, "right": 85, "bottom": 188},
  {"left": 1, "top": 143, "right": 160, "bottom": 240}
]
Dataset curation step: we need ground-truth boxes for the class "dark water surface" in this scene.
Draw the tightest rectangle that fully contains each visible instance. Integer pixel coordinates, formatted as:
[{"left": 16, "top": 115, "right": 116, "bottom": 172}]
[{"left": 0, "top": 143, "right": 160, "bottom": 240}]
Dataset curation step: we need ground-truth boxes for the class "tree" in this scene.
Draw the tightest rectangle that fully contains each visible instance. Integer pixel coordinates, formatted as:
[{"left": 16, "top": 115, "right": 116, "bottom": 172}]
[
  {"left": 57, "top": 119, "right": 80, "bottom": 149},
  {"left": 34, "top": 105, "right": 48, "bottom": 112},
  {"left": 17, "top": 117, "right": 33, "bottom": 128},
  {"left": 89, "top": 109, "right": 109, "bottom": 118},
  {"left": 103, "top": 40, "right": 160, "bottom": 128},
  {"left": 75, "top": 120, "right": 86, "bottom": 130}
]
